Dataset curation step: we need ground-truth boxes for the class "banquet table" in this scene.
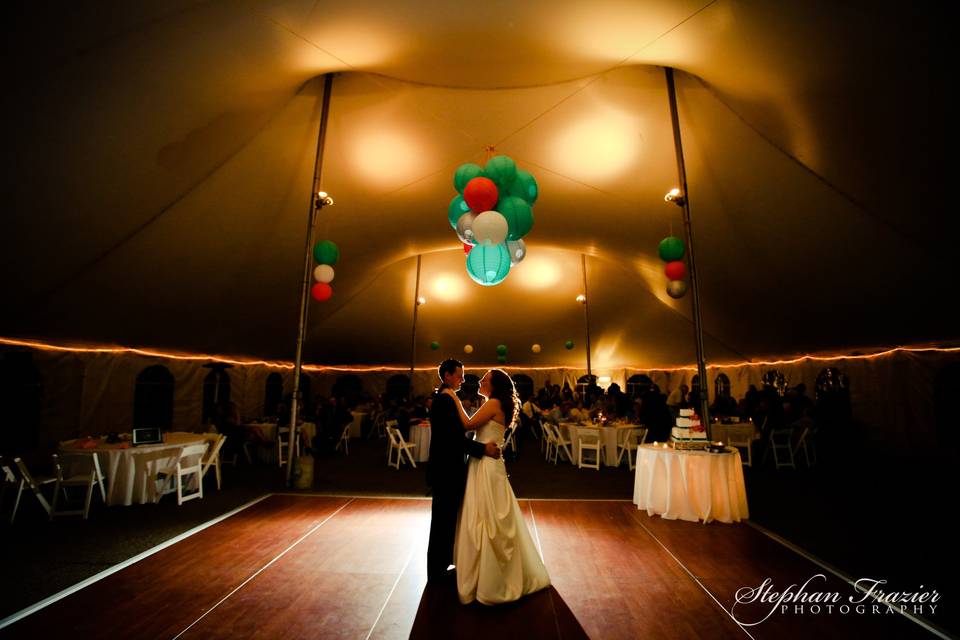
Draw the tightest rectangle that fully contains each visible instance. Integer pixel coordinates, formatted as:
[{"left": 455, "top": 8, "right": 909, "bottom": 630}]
[
  {"left": 246, "top": 422, "right": 317, "bottom": 444},
  {"left": 709, "top": 421, "right": 759, "bottom": 445},
  {"left": 559, "top": 423, "right": 637, "bottom": 467},
  {"left": 632, "top": 443, "right": 749, "bottom": 523},
  {"left": 59, "top": 432, "right": 210, "bottom": 506},
  {"left": 349, "top": 412, "right": 367, "bottom": 438},
  {"left": 410, "top": 421, "right": 431, "bottom": 462}
]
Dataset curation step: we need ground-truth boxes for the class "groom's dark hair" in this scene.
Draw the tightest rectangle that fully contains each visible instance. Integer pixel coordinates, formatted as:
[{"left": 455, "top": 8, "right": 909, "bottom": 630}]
[{"left": 438, "top": 358, "right": 463, "bottom": 382}]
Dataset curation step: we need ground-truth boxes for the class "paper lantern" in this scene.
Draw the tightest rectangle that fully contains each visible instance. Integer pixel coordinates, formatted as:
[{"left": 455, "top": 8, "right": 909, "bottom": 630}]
[
  {"left": 456, "top": 212, "right": 477, "bottom": 244},
  {"left": 463, "top": 177, "right": 498, "bottom": 212},
  {"left": 311, "top": 283, "right": 333, "bottom": 302},
  {"left": 454, "top": 163, "right": 484, "bottom": 193},
  {"left": 507, "top": 169, "right": 538, "bottom": 205},
  {"left": 665, "top": 261, "right": 687, "bottom": 280},
  {"left": 313, "top": 264, "right": 334, "bottom": 283},
  {"left": 312, "top": 240, "right": 339, "bottom": 265},
  {"left": 464, "top": 344, "right": 474, "bottom": 354},
  {"left": 497, "top": 355, "right": 507, "bottom": 364},
  {"left": 466, "top": 244, "right": 511, "bottom": 286},
  {"left": 498, "top": 196, "right": 534, "bottom": 240},
  {"left": 531, "top": 343, "right": 541, "bottom": 353},
  {"left": 658, "top": 236, "right": 685, "bottom": 262},
  {"left": 507, "top": 239, "right": 526, "bottom": 266},
  {"left": 565, "top": 340, "right": 574, "bottom": 350},
  {"left": 472, "top": 211, "right": 508, "bottom": 246},
  {"left": 496, "top": 344, "right": 507, "bottom": 356},
  {"left": 430, "top": 341, "right": 440, "bottom": 350},
  {"left": 667, "top": 280, "right": 688, "bottom": 299},
  {"left": 484, "top": 155, "right": 517, "bottom": 188},
  {"left": 448, "top": 194, "right": 471, "bottom": 229}
]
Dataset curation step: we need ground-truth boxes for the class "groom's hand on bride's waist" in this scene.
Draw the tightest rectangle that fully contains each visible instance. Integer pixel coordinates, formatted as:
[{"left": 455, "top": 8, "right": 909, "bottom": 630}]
[{"left": 484, "top": 442, "right": 501, "bottom": 459}]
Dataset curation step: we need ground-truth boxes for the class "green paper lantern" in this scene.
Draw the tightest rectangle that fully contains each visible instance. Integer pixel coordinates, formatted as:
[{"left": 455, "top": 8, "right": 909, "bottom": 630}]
[
  {"left": 448, "top": 194, "right": 471, "bottom": 228},
  {"left": 484, "top": 155, "right": 517, "bottom": 189},
  {"left": 466, "top": 244, "right": 511, "bottom": 286},
  {"left": 565, "top": 340, "right": 574, "bottom": 350},
  {"left": 430, "top": 341, "right": 440, "bottom": 350},
  {"left": 658, "top": 236, "right": 685, "bottom": 262},
  {"left": 312, "top": 240, "right": 339, "bottom": 265},
  {"left": 496, "top": 344, "right": 507, "bottom": 356},
  {"left": 497, "top": 355, "right": 507, "bottom": 364},
  {"left": 507, "top": 169, "right": 538, "bottom": 205},
  {"left": 498, "top": 196, "right": 534, "bottom": 241},
  {"left": 454, "top": 163, "right": 485, "bottom": 193}
]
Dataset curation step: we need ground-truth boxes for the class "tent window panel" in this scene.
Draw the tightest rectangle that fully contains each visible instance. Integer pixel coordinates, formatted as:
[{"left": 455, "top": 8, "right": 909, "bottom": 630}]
[
  {"left": 0, "top": 352, "right": 44, "bottom": 453},
  {"left": 202, "top": 368, "right": 232, "bottom": 424},
  {"left": 264, "top": 372, "right": 283, "bottom": 417},
  {"left": 133, "top": 365, "right": 174, "bottom": 429},
  {"left": 385, "top": 375, "right": 410, "bottom": 402}
]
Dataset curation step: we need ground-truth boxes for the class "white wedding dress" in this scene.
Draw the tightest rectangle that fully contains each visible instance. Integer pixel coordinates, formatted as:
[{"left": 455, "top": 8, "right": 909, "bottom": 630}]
[{"left": 454, "top": 419, "right": 551, "bottom": 605}]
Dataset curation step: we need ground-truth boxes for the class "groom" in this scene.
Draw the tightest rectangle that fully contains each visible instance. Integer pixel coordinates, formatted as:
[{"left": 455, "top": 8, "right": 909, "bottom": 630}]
[{"left": 426, "top": 358, "right": 500, "bottom": 584}]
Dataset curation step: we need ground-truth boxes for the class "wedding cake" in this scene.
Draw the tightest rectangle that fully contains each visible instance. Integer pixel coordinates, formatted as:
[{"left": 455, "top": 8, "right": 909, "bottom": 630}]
[{"left": 671, "top": 408, "right": 707, "bottom": 449}]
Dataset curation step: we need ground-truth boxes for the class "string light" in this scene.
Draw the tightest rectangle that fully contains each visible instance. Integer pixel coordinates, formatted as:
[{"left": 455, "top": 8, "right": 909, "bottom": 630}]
[{"left": 2, "top": 336, "right": 958, "bottom": 373}]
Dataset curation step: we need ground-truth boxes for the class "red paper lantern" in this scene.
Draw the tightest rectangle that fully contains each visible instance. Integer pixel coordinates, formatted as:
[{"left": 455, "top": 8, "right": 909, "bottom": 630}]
[
  {"left": 665, "top": 261, "right": 686, "bottom": 281},
  {"left": 463, "top": 242, "right": 472, "bottom": 254},
  {"left": 463, "top": 176, "right": 499, "bottom": 212},
  {"left": 311, "top": 283, "right": 333, "bottom": 302}
]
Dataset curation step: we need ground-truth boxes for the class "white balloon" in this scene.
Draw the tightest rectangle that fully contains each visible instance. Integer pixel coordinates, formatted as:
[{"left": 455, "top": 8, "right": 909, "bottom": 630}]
[
  {"left": 456, "top": 212, "right": 477, "bottom": 243},
  {"left": 507, "top": 239, "right": 526, "bottom": 266},
  {"left": 464, "top": 344, "right": 474, "bottom": 354},
  {"left": 313, "top": 264, "right": 335, "bottom": 283},
  {"left": 472, "top": 210, "right": 508, "bottom": 246},
  {"left": 531, "top": 343, "right": 541, "bottom": 353}
]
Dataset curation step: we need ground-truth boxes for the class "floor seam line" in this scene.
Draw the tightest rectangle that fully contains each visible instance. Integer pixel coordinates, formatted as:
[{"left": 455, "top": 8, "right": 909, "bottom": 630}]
[{"left": 364, "top": 545, "right": 418, "bottom": 640}]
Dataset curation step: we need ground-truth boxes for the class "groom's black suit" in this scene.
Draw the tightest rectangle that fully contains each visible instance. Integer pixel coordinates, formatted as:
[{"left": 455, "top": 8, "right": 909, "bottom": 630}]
[{"left": 426, "top": 387, "right": 486, "bottom": 582}]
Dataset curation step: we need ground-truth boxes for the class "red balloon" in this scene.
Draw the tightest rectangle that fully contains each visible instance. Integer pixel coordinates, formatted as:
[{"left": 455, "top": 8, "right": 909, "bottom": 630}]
[
  {"left": 311, "top": 283, "right": 333, "bottom": 302},
  {"left": 463, "top": 243, "right": 472, "bottom": 254},
  {"left": 463, "top": 176, "right": 499, "bottom": 212},
  {"left": 665, "top": 261, "right": 687, "bottom": 281}
]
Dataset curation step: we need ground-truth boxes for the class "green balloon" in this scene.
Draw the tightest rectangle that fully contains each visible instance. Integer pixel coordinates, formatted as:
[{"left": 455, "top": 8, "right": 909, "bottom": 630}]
[
  {"left": 454, "top": 163, "right": 484, "bottom": 193},
  {"left": 497, "top": 355, "right": 507, "bottom": 364},
  {"left": 430, "top": 341, "right": 440, "bottom": 350},
  {"left": 507, "top": 169, "right": 538, "bottom": 205},
  {"left": 466, "top": 244, "right": 511, "bottom": 286},
  {"left": 658, "top": 236, "right": 685, "bottom": 262},
  {"left": 484, "top": 156, "right": 517, "bottom": 189},
  {"left": 498, "top": 196, "right": 534, "bottom": 241},
  {"left": 496, "top": 344, "right": 507, "bottom": 356},
  {"left": 448, "top": 194, "right": 471, "bottom": 228},
  {"left": 313, "top": 240, "right": 339, "bottom": 265},
  {"left": 565, "top": 340, "right": 574, "bottom": 350}
]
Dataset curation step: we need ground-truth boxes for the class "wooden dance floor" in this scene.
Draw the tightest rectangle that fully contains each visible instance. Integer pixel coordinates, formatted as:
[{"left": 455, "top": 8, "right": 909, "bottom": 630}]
[{"left": 1, "top": 495, "right": 932, "bottom": 639}]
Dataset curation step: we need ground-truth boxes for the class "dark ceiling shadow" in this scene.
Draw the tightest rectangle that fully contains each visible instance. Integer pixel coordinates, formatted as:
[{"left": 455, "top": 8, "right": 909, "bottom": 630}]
[{"left": 409, "top": 582, "right": 588, "bottom": 639}]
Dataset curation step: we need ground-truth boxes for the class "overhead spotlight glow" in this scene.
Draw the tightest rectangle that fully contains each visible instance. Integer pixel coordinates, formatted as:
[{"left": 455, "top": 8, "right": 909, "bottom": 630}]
[
  {"left": 417, "top": 296, "right": 426, "bottom": 305},
  {"left": 513, "top": 254, "right": 561, "bottom": 289},
  {"left": 430, "top": 273, "right": 465, "bottom": 302},
  {"left": 576, "top": 294, "right": 586, "bottom": 304},
  {"left": 549, "top": 104, "right": 640, "bottom": 182},
  {"left": 664, "top": 188, "right": 684, "bottom": 206}
]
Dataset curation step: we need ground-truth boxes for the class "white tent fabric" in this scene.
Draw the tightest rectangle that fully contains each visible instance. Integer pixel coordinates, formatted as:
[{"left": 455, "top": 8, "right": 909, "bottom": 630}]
[{"left": 1, "top": 1, "right": 951, "bottom": 368}]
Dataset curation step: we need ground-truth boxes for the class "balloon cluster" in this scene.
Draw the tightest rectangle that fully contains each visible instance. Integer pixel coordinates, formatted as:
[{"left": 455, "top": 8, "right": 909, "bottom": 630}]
[
  {"left": 311, "top": 240, "right": 339, "bottom": 302},
  {"left": 448, "top": 156, "right": 538, "bottom": 286},
  {"left": 658, "top": 236, "right": 687, "bottom": 299}
]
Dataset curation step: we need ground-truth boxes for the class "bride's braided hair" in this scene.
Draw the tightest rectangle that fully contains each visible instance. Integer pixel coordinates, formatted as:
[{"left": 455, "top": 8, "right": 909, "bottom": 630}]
[{"left": 488, "top": 368, "right": 519, "bottom": 429}]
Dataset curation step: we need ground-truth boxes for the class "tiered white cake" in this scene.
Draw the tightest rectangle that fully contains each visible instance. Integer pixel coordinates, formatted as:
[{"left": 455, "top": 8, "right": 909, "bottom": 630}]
[{"left": 671, "top": 408, "right": 707, "bottom": 446}]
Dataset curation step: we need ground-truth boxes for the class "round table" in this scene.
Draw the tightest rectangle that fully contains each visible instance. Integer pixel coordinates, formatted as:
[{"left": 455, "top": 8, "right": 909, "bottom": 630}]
[
  {"left": 59, "top": 432, "right": 210, "bottom": 506},
  {"left": 410, "top": 422, "right": 431, "bottom": 462},
  {"left": 632, "top": 443, "right": 749, "bottom": 523},
  {"left": 559, "top": 423, "right": 637, "bottom": 467}
]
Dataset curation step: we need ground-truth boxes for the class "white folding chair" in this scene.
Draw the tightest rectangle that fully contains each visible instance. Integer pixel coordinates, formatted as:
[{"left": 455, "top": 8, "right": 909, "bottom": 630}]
[
  {"left": 277, "top": 424, "right": 301, "bottom": 467},
  {"left": 50, "top": 452, "right": 106, "bottom": 519},
  {"left": 616, "top": 427, "right": 647, "bottom": 470},
  {"left": 577, "top": 430, "right": 603, "bottom": 470},
  {"left": 384, "top": 419, "right": 399, "bottom": 462},
  {"left": 727, "top": 430, "right": 754, "bottom": 467},
  {"left": 156, "top": 443, "right": 209, "bottom": 505},
  {"left": 1, "top": 457, "right": 16, "bottom": 512},
  {"left": 9, "top": 457, "right": 54, "bottom": 522},
  {"left": 201, "top": 434, "right": 227, "bottom": 490},
  {"left": 792, "top": 422, "right": 818, "bottom": 467},
  {"left": 372, "top": 412, "right": 387, "bottom": 439},
  {"left": 387, "top": 426, "right": 417, "bottom": 469},
  {"left": 553, "top": 424, "right": 574, "bottom": 464},
  {"left": 764, "top": 427, "right": 796, "bottom": 470},
  {"left": 503, "top": 427, "right": 517, "bottom": 456},
  {"left": 335, "top": 422, "right": 352, "bottom": 454}
]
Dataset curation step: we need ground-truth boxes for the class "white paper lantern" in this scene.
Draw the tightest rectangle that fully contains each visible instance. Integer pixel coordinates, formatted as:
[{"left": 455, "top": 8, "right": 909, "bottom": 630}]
[
  {"left": 313, "top": 264, "right": 335, "bottom": 283},
  {"left": 464, "top": 344, "right": 474, "bottom": 354},
  {"left": 667, "top": 280, "right": 687, "bottom": 298},
  {"left": 531, "top": 343, "right": 541, "bottom": 353},
  {"left": 507, "top": 239, "right": 526, "bottom": 266},
  {"left": 472, "top": 210, "right": 508, "bottom": 246}
]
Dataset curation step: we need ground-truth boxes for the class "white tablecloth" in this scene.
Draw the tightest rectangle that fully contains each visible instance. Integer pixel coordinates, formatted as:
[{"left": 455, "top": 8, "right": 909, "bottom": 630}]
[
  {"left": 349, "top": 412, "right": 367, "bottom": 438},
  {"left": 59, "top": 432, "right": 209, "bottom": 506},
  {"left": 247, "top": 422, "right": 317, "bottom": 444},
  {"left": 559, "top": 423, "right": 637, "bottom": 467},
  {"left": 410, "top": 422, "right": 431, "bottom": 462},
  {"left": 710, "top": 422, "right": 758, "bottom": 445},
  {"left": 632, "top": 444, "right": 749, "bottom": 523}
]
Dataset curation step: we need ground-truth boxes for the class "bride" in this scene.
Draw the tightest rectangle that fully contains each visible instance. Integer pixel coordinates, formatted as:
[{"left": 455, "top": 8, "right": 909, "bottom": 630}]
[{"left": 442, "top": 369, "right": 551, "bottom": 605}]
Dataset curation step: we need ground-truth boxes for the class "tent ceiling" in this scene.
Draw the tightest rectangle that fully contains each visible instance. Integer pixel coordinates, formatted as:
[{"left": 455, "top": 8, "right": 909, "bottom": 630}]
[{"left": 2, "top": 1, "right": 950, "bottom": 367}]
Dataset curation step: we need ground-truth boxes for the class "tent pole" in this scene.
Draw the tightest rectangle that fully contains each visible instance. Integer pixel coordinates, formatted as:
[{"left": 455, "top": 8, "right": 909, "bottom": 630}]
[
  {"left": 581, "top": 254, "right": 592, "bottom": 378},
  {"left": 286, "top": 72, "right": 335, "bottom": 487},
  {"left": 664, "top": 67, "right": 711, "bottom": 438},
  {"left": 409, "top": 254, "right": 423, "bottom": 398}
]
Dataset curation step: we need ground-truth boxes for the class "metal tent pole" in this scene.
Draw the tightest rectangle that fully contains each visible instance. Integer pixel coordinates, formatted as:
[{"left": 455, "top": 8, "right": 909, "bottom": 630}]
[
  {"left": 408, "top": 254, "right": 423, "bottom": 399},
  {"left": 581, "top": 254, "right": 592, "bottom": 378}
]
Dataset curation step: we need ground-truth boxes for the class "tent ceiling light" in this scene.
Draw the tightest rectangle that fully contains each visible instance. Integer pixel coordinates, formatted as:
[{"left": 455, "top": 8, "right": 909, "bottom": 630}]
[
  {"left": 315, "top": 191, "right": 334, "bottom": 208},
  {"left": 576, "top": 294, "right": 586, "bottom": 303},
  {"left": 664, "top": 188, "right": 684, "bottom": 206}
]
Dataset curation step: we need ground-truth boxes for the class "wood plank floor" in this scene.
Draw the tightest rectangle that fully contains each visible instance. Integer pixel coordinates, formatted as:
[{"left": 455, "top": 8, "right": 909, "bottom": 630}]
[{"left": 0, "top": 496, "right": 936, "bottom": 639}]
